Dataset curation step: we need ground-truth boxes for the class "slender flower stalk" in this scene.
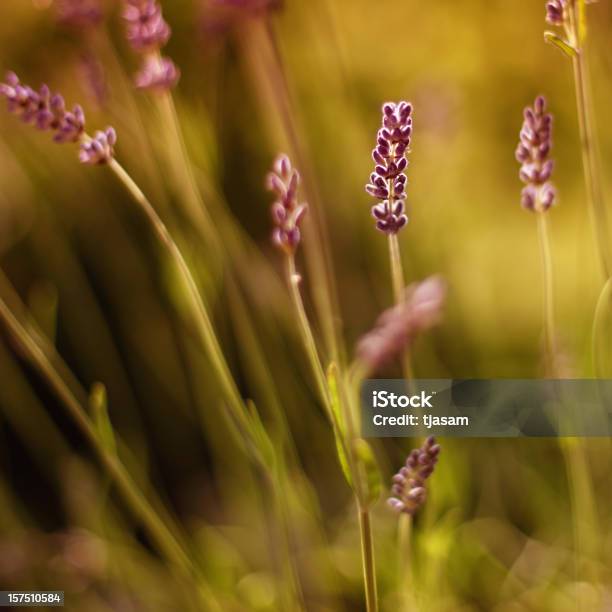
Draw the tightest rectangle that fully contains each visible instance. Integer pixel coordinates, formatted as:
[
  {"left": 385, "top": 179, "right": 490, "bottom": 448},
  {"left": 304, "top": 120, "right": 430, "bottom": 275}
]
[
  {"left": 516, "top": 95, "right": 558, "bottom": 373},
  {"left": 240, "top": 19, "right": 342, "bottom": 363},
  {"left": 545, "top": 0, "right": 610, "bottom": 278},
  {"left": 268, "top": 154, "right": 378, "bottom": 612}
]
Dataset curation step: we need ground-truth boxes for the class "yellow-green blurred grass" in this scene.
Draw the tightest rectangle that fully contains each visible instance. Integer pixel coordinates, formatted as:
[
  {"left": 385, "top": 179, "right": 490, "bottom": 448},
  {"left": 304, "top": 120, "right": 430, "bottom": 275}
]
[{"left": 1, "top": 0, "right": 612, "bottom": 610}]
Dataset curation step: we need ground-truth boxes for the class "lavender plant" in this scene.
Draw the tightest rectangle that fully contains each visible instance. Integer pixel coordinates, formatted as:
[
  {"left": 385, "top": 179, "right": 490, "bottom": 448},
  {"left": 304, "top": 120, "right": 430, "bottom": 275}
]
[
  {"left": 123, "top": 0, "right": 180, "bottom": 91},
  {"left": 388, "top": 436, "right": 440, "bottom": 516},
  {"left": 268, "top": 154, "right": 383, "bottom": 612},
  {"left": 366, "top": 101, "right": 412, "bottom": 303},
  {"left": 0, "top": 72, "right": 115, "bottom": 165},
  {"left": 516, "top": 96, "right": 558, "bottom": 373}
]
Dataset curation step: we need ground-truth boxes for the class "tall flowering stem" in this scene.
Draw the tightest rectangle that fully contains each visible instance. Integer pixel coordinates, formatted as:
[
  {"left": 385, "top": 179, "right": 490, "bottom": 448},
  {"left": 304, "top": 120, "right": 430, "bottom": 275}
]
[
  {"left": 516, "top": 96, "right": 558, "bottom": 374},
  {"left": 268, "top": 154, "right": 380, "bottom": 612},
  {"left": 545, "top": 0, "right": 610, "bottom": 278}
]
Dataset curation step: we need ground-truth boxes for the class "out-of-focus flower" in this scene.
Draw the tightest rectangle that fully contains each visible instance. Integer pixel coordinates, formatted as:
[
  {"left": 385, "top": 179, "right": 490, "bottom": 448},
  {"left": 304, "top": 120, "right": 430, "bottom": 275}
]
[
  {"left": 79, "top": 128, "right": 117, "bottom": 165},
  {"left": 366, "top": 101, "right": 412, "bottom": 235},
  {"left": 545, "top": 0, "right": 567, "bottom": 26},
  {"left": 124, "top": 0, "right": 171, "bottom": 52},
  {"left": 199, "top": 0, "right": 283, "bottom": 48},
  {"left": 516, "top": 95, "right": 556, "bottom": 213},
  {"left": 134, "top": 56, "right": 180, "bottom": 91},
  {"left": 123, "top": 0, "right": 179, "bottom": 91},
  {"left": 356, "top": 276, "right": 446, "bottom": 371},
  {"left": 55, "top": 0, "right": 102, "bottom": 27},
  {"left": 388, "top": 436, "right": 440, "bottom": 515},
  {"left": 266, "top": 154, "right": 307, "bottom": 255},
  {"left": 0, "top": 72, "right": 85, "bottom": 143}
]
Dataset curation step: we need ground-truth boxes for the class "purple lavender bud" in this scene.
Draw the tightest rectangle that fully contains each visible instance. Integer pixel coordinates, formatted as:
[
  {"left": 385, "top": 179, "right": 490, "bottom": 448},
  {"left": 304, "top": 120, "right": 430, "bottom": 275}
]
[
  {"left": 134, "top": 56, "right": 180, "bottom": 91},
  {"left": 545, "top": 0, "right": 567, "bottom": 26},
  {"left": 356, "top": 276, "right": 446, "bottom": 372},
  {"left": 366, "top": 101, "right": 413, "bottom": 235},
  {"left": 124, "top": 0, "right": 171, "bottom": 52},
  {"left": 516, "top": 95, "right": 556, "bottom": 213},
  {"left": 267, "top": 154, "right": 307, "bottom": 255},
  {"left": 387, "top": 437, "right": 440, "bottom": 516},
  {"left": 79, "top": 128, "right": 116, "bottom": 165}
]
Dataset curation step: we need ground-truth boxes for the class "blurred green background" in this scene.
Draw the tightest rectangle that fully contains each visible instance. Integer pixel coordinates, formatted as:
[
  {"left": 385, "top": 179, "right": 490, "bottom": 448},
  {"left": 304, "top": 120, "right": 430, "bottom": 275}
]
[{"left": 0, "top": 0, "right": 611, "bottom": 610}]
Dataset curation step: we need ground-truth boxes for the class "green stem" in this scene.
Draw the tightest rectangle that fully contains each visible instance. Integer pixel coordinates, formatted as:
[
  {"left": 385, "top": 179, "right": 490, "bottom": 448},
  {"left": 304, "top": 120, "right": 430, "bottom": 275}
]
[
  {"left": 107, "top": 159, "right": 249, "bottom": 433},
  {"left": 569, "top": 13, "right": 610, "bottom": 279},
  {"left": 398, "top": 513, "right": 414, "bottom": 611},
  {"left": 388, "top": 233, "right": 405, "bottom": 305},
  {"left": 591, "top": 277, "right": 612, "bottom": 377},
  {"left": 359, "top": 508, "right": 379, "bottom": 612},
  {"left": 537, "top": 212, "right": 557, "bottom": 375},
  {"left": 286, "top": 254, "right": 331, "bottom": 410},
  {"left": 388, "top": 234, "right": 415, "bottom": 383}
]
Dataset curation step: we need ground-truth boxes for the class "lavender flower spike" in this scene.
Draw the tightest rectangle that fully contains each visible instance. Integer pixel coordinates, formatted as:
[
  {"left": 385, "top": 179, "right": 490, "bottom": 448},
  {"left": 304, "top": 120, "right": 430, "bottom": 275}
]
[
  {"left": 516, "top": 96, "right": 556, "bottom": 213},
  {"left": 366, "top": 101, "right": 412, "bottom": 234},
  {"left": 356, "top": 276, "right": 446, "bottom": 372},
  {"left": 124, "top": 0, "right": 171, "bottom": 52},
  {"left": 123, "top": 0, "right": 180, "bottom": 91},
  {"left": 79, "top": 128, "right": 117, "bottom": 165},
  {"left": 267, "top": 154, "right": 307, "bottom": 255},
  {"left": 0, "top": 72, "right": 85, "bottom": 143},
  {"left": 388, "top": 436, "right": 440, "bottom": 515},
  {"left": 545, "top": 0, "right": 567, "bottom": 26}
]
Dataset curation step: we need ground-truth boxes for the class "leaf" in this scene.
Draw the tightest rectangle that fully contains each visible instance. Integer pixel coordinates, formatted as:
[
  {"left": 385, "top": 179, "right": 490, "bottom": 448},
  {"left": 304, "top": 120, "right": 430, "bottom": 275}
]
[
  {"left": 544, "top": 31, "right": 577, "bottom": 57},
  {"left": 353, "top": 438, "right": 382, "bottom": 507},
  {"left": 326, "top": 363, "right": 353, "bottom": 487},
  {"left": 89, "top": 383, "right": 116, "bottom": 455}
]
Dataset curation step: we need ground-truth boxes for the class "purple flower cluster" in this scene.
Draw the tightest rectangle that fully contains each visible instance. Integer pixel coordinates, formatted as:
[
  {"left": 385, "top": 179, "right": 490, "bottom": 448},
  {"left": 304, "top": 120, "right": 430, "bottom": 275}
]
[
  {"left": 267, "top": 154, "right": 308, "bottom": 255},
  {"left": 134, "top": 56, "right": 180, "bottom": 91},
  {"left": 388, "top": 436, "right": 440, "bottom": 515},
  {"left": 356, "top": 276, "right": 446, "bottom": 372},
  {"left": 545, "top": 0, "right": 567, "bottom": 26},
  {"left": 79, "top": 128, "right": 117, "bottom": 165},
  {"left": 365, "top": 101, "right": 412, "bottom": 235},
  {"left": 124, "top": 0, "right": 171, "bottom": 51},
  {"left": 0, "top": 71, "right": 116, "bottom": 165},
  {"left": 123, "top": 0, "right": 179, "bottom": 91},
  {"left": 516, "top": 96, "right": 556, "bottom": 213},
  {"left": 0, "top": 72, "right": 85, "bottom": 143},
  {"left": 55, "top": 0, "right": 102, "bottom": 28}
]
